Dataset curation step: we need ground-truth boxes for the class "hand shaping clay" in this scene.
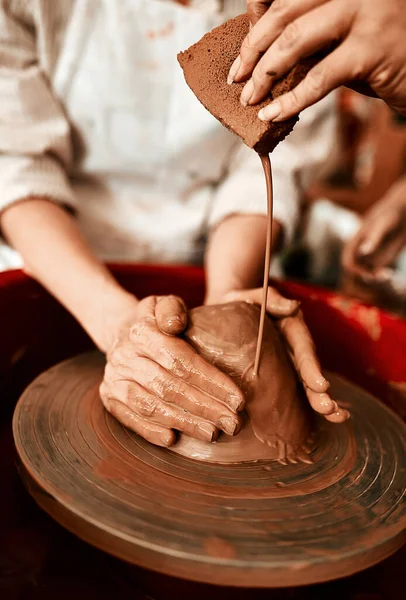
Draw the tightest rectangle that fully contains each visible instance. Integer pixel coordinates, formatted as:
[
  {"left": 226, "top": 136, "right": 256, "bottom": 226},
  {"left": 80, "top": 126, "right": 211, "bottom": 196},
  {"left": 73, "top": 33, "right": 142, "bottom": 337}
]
[
  {"left": 178, "top": 14, "right": 316, "bottom": 154},
  {"left": 170, "top": 301, "right": 314, "bottom": 464}
]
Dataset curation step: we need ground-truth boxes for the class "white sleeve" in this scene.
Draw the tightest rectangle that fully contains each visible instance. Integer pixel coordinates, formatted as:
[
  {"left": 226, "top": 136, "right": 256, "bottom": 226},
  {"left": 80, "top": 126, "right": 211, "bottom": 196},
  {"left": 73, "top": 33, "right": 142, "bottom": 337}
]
[
  {"left": 208, "top": 92, "right": 338, "bottom": 247},
  {"left": 0, "top": 1, "right": 76, "bottom": 216}
]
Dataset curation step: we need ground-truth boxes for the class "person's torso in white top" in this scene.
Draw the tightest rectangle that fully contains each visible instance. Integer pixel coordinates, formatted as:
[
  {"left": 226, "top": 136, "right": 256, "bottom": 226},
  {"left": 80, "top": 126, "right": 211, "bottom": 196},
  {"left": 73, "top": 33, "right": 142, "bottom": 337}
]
[{"left": 54, "top": 0, "right": 246, "bottom": 264}]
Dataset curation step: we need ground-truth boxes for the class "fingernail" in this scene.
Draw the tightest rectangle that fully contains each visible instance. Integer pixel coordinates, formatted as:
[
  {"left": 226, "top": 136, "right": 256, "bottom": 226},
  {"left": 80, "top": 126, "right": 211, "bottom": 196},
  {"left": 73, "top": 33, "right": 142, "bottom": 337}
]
[
  {"left": 197, "top": 422, "right": 217, "bottom": 442},
  {"left": 228, "top": 392, "right": 245, "bottom": 411},
  {"left": 228, "top": 55, "right": 241, "bottom": 84},
  {"left": 358, "top": 240, "right": 374, "bottom": 256},
  {"left": 166, "top": 314, "right": 187, "bottom": 327},
  {"left": 258, "top": 101, "right": 281, "bottom": 122},
  {"left": 240, "top": 79, "right": 254, "bottom": 106},
  {"left": 326, "top": 408, "right": 350, "bottom": 423},
  {"left": 283, "top": 299, "right": 300, "bottom": 312},
  {"left": 375, "top": 267, "right": 392, "bottom": 282},
  {"left": 218, "top": 415, "right": 240, "bottom": 436},
  {"left": 160, "top": 431, "right": 175, "bottom": 446},
  {"left": 315, "top": 394, "right": 335, "bottom": 415}
]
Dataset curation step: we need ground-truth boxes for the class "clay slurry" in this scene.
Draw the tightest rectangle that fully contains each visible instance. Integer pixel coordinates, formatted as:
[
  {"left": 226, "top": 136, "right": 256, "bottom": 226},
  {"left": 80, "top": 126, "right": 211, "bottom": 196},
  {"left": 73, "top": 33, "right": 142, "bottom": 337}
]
[{"left": 253, "top": 154, "right": 273, "bottom": 376}]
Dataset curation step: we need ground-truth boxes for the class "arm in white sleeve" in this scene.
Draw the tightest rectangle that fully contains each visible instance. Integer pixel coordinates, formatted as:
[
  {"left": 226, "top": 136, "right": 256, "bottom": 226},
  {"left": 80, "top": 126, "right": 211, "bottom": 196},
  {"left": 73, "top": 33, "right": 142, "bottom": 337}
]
[
  {"left": 0, "top": 0, "right": 76, "bottom": 216},
  {"left": 208, "top": 92, "right": 338, "bottom": 247}
]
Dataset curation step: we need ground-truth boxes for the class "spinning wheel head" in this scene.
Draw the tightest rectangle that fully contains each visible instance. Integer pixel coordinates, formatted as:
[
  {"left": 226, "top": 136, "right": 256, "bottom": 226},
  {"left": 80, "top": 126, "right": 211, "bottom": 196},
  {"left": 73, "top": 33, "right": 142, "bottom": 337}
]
[{"left": 13, "top": 353, "right": 406, "bottom": 587}]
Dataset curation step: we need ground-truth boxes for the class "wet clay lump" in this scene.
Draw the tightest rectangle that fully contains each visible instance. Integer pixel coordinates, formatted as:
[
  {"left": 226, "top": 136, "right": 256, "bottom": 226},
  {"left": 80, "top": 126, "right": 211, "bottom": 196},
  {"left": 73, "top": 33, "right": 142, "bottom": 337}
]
[{"left": 170, "top": 301, "right": 314, "bottom": 464}]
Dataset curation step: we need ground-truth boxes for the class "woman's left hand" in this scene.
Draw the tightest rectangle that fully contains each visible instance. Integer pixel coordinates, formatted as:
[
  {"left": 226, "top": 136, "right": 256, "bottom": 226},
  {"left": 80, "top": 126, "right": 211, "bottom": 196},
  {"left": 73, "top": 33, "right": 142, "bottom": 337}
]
[
  {"left": 342, "top": 177, "right": 406, "bottom": 283},
  {"left": 213, "top": 286, "right": 349, "bottom": 423}
]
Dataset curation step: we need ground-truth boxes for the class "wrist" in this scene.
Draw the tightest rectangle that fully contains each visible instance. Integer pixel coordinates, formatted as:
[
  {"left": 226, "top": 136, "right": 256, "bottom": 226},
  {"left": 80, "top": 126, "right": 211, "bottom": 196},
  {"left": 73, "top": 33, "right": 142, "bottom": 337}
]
[{"left": 86, "top": 286, "right": 140, "bottom": 353}]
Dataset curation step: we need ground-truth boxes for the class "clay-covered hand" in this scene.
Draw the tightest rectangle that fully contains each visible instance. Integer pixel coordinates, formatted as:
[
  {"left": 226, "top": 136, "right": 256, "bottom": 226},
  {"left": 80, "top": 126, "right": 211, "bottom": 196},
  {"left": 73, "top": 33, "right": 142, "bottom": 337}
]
[
  {"left": 342, "top": 177, "right": 406, "bottom": 283},
  {"left": 230, "top": 0, "right": 406, "bottom": 120},
  {"left": 100, "top": 295, "right": 244, "bottom": 447},
  {"left": 217, "top": 287, "right": 349, "bottom": 423}
]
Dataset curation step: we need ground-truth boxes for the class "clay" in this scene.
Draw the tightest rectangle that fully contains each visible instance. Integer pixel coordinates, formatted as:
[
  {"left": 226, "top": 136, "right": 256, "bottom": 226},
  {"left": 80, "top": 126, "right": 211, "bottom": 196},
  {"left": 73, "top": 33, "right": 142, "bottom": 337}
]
[
  {"left": 12, "top": 353, "right": 406, "bottom": 587},
  {"left": 253, "top": 154, "right": 273, "bottom": 376},
  {"left": 173, "top": 301, "right": 313, "bottom": 464},
  {"left": 178, "top": 14, "right": 317, "bottom": 154}
]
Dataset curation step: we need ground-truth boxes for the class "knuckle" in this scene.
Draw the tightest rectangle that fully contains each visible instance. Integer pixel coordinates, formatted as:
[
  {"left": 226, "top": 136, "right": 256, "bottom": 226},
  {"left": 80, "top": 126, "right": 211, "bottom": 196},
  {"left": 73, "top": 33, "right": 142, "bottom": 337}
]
[
  {"left": 106, "top": 399, "right": 121, "bottom": 419},
  {"left": 130, "top": 318, "right": 148, "bottom": 338},
  {"left": 271, "top": 0, "right": 290, "bottom": 25},
  {"left": 345, "top": 36, "right": 372, "bottom": 79},
  {"left": 120, "top": 380, "right": 133, "bottom": 404},
  {"left": 103, "top": 362, "right": 116, "bottom": 381},
  {"left": 106, "top": 353, "right": 122, "bottom": 371},
  {"left": 99, "top": 381, "right": 109, "bottom": 401},
  {"left": 351, "top": 57, "right": 368, "bottom": 80},
  {"left": 272, "top": 0, "right": 289, "bottom": 10},
  {"left": 99, "top": 390, "right": 113, "bottom": 412},
  {"left": 242, "top": 30, "right": 260, "bottom": 56},
  {"left": 252, "top": 63, "right": 274, "bottom": 86},
  {"left": 131, "top": 319, "right": 159, "bottom": 349},
  {"left": 277, "top": 21, "right": 300, "bottom": 51},
  {"left": 165, "top": 294, "right": 179, "bottom": 304},
  {"left": 106, "top": 343, "right": 134, "bottom": 369},
  {"left": 172, "top": 355, "right": 196, "bottom": 380},
  {"left": 137, "top": 394, "right": 158, "bottom": 417},
  {"left": 368, "top": 61, "right": 390, "bottom": 89},
  {"left": 305, "top": 65, "right": 326, "bottom": 94},
  {"left": 159, "top": 348, "right": 177, "bottom": 372},
  {"left": 167, "top": 377, "right": 189, "bottom": 398},
  {"left": 283, "top": 88, "right": 301, "bottom": 113},
  {"left": 271, "top": 0, "right": 283, "bottom": 14},
  {"left": 149, "top": 373, "right": 166, "bottom": 398}
]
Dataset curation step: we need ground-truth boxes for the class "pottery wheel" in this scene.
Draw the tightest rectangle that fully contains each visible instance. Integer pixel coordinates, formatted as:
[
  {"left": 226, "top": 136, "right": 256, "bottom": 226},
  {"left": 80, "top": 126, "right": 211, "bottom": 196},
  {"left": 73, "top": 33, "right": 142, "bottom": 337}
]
[{"left": 13, "top": 352, "right": 406, "bottom": 587}]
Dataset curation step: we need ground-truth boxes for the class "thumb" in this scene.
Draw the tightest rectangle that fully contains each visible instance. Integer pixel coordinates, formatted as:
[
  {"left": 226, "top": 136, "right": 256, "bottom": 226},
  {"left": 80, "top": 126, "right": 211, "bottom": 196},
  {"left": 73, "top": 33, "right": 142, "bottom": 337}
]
[
  {"left": 224, "top": 287, "right": 299, "bottom": 317},
  {"left": 154, "top": 295, "right": 188, "bottom": 336}
]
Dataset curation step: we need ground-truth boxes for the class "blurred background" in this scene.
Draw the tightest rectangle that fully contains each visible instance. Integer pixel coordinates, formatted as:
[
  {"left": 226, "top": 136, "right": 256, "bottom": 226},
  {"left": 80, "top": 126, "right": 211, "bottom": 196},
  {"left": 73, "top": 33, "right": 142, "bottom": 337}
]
[{"left": 282, "top": 89, "right": 406, "bottom": 316}]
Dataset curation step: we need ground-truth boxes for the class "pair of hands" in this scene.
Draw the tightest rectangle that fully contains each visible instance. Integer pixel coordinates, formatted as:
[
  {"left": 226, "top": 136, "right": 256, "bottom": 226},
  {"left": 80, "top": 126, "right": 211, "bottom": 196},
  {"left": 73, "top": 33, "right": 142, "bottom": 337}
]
[
  {"left": 342, "top": 176, "right": 406, "bottom": 286},
  {"left": 228, "top": 0, "right": 406, "bottom": 121},
  {"left": 100, "top": 287, "right": 348, "bottom": 448}
]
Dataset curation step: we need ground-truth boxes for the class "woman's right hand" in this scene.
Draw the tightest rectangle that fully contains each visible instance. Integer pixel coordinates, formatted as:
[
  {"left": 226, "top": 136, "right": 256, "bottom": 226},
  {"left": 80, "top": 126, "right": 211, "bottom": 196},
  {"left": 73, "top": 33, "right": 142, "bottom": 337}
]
[
  {"left": 230, "top": 0, "right": 406, "bottom": 121},
  {"left": 99, "top": 294, "right": 245, "bottom": 447}
]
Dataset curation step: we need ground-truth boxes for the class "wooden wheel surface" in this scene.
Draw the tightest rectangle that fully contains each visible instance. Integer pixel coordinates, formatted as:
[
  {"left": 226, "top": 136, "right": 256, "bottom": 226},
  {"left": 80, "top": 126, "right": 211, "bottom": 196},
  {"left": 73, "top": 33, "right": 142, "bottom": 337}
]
[{"left": 13, "top": 353, "right": 406, "bottom": 587}]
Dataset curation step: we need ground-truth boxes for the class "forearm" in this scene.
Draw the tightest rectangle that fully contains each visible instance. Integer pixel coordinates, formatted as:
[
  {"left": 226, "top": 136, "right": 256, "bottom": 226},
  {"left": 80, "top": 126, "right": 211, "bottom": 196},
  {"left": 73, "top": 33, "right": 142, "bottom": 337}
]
[
  {"left": 1, "top": 198, "right": 138, "bottom": 352},
  {"left": 204, "top": 214, "right": 282, "bottom": 304}
]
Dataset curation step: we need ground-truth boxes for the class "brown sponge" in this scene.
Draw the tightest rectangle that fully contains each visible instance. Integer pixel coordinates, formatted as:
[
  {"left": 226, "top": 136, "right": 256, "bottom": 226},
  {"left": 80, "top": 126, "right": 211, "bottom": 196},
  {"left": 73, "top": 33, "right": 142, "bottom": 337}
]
[{"left": 178, "top": 14, "right": 316, "bottom": 154}]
